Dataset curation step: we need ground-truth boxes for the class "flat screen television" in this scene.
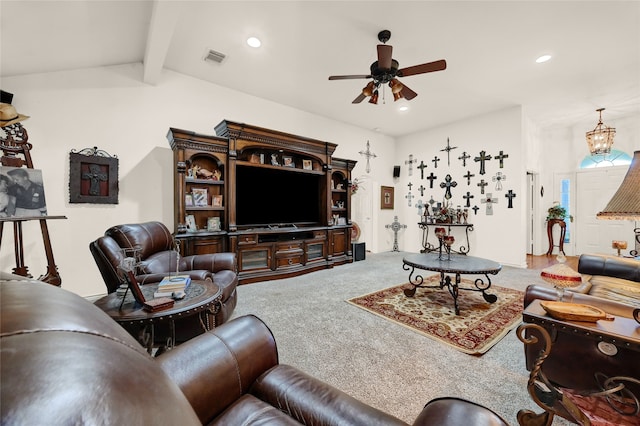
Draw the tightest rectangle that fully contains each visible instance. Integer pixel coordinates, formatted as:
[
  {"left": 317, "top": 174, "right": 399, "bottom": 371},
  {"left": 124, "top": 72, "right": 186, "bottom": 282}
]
[{"left": 236, "top": 165, "right": 322, "bottom": 227}]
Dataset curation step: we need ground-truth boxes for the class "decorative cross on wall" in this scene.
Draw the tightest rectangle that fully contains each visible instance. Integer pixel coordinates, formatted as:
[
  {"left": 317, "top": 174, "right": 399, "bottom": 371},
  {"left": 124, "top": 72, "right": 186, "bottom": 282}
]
[
  {"left": 386, "top": 216, "right": 407, "bottom": 252},
  {"left": 463, "top": 191, "right": 474, "bottom": 208},
  {"left": 505, "top": 190, "right": 516, "bottom": 208},
  {"left": 407, "top": 182, "right": 413, "bottom": 191},
  {"left": 417, "top": 160, "right": 428, "bottom": 179},
  {"left": 495, "top": 150, "right": 509, "bottom": 168},
  {"left": 405, "top": 154, "right": 417, "bottom": 176},
  {"left": 440, "top": 137, "right": 458, "bottom": 166},
  {"left": 415, "top": 199, "right": 425, "bottom": 216},
  {"left": 481, "top": 193, "right": 498, "bottom": 215},
  {"left": 358, "top": 140, "right": 377, "bottom": 173},
  {"left": 82, "top": 164, "right": 108, "bottom": 195},
  {"left": 477, "top": 179, "right": 488, "bottom": 195},
  {"left": 492, "top": 171, "right": 506, "bottom": 190},
  {"left": 428, "top": 196, "right": 436, "bottom": 209},
  {"left": 440, "top": 174, "right": 458, "bottom": 200},
  {"left": 405, "top": 191, "right": 414, "bottom": 206},
  {"left": 432, "top": 156, "right": 440, "bottom": 168},
  {"left": 418, "top": 185, "right": 425, "bottom": 197},
  {"left": 472, "top": 205, "right": 480, "bottom": 215},
  {"left": 426, "top": 172, "right": 437, "bottom": 188},
  {"left": 458, "top": 151, "right": 471, "bottom": 167},
  {"left": 474, "top": 150, "right": 492, "bottom": 175},
  {"left": 463, "top": 170, "right": 475, "bottom": 186}
]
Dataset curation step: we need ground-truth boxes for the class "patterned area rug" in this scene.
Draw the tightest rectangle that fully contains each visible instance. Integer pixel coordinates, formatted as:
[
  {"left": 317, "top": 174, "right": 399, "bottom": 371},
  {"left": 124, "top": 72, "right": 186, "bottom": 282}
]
[{"left": 347, "top": 275, "right": 524, "bottom": 355}]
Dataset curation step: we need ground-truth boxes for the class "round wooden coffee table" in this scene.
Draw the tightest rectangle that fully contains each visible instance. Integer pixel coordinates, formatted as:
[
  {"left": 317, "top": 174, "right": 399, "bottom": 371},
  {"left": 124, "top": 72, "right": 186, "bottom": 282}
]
[{"left": 94, "top": 279, "right": 221, "bottom": 354}]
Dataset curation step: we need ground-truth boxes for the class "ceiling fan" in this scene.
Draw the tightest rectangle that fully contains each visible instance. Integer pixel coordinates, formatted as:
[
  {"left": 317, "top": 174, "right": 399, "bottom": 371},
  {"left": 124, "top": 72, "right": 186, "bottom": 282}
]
[{"left": 328, "top": 30, "right": 447, "bottom": 104}]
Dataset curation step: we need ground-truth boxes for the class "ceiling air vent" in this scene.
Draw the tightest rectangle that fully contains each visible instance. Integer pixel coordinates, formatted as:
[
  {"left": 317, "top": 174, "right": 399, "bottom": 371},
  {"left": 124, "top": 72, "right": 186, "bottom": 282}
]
[{"left": 204, "top": 49, "right": 226, "bottom": 64}]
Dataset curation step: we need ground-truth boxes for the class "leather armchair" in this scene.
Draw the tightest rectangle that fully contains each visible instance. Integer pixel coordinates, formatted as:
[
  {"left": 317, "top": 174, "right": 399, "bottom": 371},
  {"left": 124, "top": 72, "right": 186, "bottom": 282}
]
[
  {"left": 1, "top": 276, "right": 509, "bottom": 426},
  {"left": 89, "top": 221, "right": 237, "bottom": 326}
]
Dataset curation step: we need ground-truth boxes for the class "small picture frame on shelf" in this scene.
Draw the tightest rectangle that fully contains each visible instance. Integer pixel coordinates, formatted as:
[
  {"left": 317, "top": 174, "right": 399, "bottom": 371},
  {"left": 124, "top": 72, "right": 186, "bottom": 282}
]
[
  {"left": 185, "top": 214, "right": 197, "bottom": 232},
  {"left": 207, "top": 217, "right": 221, "bottom": 232},
  {"left": 185, "top": 193, "right": 194, "bottom": 207},
  {"left": 302, "top": 159, "right": 312, "bottom": 170},
  {"left": 192, "top": 188, "right": 208, "bottom": 206},
  {"left": 212, "top": 194, "right": 223, "bottom": 207},
  {"left": 282, "top": 156, "right": 294, "bottom": 167},
  {"left": 381, "top": 186, "right": 394, "bottom": 209}
]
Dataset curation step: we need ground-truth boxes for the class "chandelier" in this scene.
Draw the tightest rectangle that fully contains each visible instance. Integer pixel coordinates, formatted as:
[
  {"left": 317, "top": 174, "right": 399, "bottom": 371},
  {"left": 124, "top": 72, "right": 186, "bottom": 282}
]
[{"left": 585, "top": 108, "right": 616, "bottom": 155}]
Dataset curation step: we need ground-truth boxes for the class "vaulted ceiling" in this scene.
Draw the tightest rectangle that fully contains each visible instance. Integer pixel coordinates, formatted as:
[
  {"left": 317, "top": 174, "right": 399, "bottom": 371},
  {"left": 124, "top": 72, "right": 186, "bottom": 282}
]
[{"left": 2, "top": 1, "right": 639, "bottom": 137}]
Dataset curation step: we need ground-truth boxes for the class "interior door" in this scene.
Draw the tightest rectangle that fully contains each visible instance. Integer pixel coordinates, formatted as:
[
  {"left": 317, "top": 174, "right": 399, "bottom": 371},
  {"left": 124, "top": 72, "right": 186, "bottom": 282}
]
[
  {"left": 352, "top": 174, "right": 373, "bottom": 251},
  {"left": 576, "top": 166, "right": 634, "bottom": 255}
]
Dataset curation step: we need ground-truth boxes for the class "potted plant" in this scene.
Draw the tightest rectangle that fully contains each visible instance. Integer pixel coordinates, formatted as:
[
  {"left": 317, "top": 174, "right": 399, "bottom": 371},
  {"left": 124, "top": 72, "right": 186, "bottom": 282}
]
[{"left": 547, "top": 203, "right": 573, "bottom": 222}]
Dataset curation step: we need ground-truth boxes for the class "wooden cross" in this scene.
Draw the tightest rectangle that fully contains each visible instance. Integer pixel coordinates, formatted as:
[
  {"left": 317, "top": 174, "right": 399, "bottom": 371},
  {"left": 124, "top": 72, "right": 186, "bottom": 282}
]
[
  {"left": 492, "top": 171, "right": 506, "bottom": 190},
  {"left": 418, "top": 185, "right": 425, "bottom": 197},
  {"left": 481, "top": 193, "right": 498, "bottom": 215},
  {"left": 458, "top": 151, "right": 471, "bottom": 167},
  {"left": 82, "top": 164, "right": 108, "bottom": 195},
  {"left": 426, "top": 172, "right": 437, "bottom": 188},
  {"left": 432, "top": 156, "right": 440, "bottom": 168},
  {"left": 407, "top": 182, "right": 413, "bottom": 191},
  {"left": 495, "top": 150, "right": 509, "bottom": 169},
  {"left": 415, "top": 199, "right": 425, "bottom": 216},
  {"left": 386, "top": 216, "right": 407, "bottom": 252},
  {"left": 440, "top": 137, "right": 458, "bottom": 166},
  {"left": 439, "top": 174, "right": 457, "bottom": 200},
  {"left": 463, "top": 191, "right": 474, "bottom": 208},
  {"left": 405, "top": 154, "right": 417, "bottom": 176},
  {"left": 472, "top": 205, "right": 480, "bottom": 215},
  {"left": 474, "top": 150, "right": 492, "bottom": 175},
  {"left": 505, "top": 190, "right": 516, "bottom": 208},
  {"left": 358, "top": 140, "right": 377, "bottom": 173},
  {"left": 463, "top": 170, "right": 475, "bottom": 186},
  {"left": 405, "top": 191, "right": 414, "bottom": 206},
  {"left": 417, "top": 160, "right": 428, "bottom": 179},
  {"left": 477, "top": 179, "right": 488, "bottom": 195}
]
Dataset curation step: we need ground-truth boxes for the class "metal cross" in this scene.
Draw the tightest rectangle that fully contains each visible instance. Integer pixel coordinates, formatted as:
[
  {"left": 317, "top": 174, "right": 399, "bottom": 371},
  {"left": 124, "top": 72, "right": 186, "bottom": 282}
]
[
  {"left": 432, "top": 156, "right": 440, "bottom": 168},
  {"left": 492, "top": 171, "right": 506, "bottom": 190},
  {"left": 439, "top": 174, "right": 458, "bottom": 200},
  {"left": 405, "top": 154, "right": 417, "bottom": 176},
  {"left": 481, "top": 193, "right": 498, "bottom": 215},
  {"left": 415, "top": 199, "right": 425, "bottom": 216},
  {"left": 426, "top": 172, "right": 437, "bottom": 189},
  {"left": 474, "top": 150, "right": 492, "bottom": 175},
  {"left": 358, "top": 140, "right": 377, "bottom": 173},
  {"left": 428, "top": 196, "right": 436, "bottom": 208},
  {"left": 82, "top": 164, "right": 108, "bottom": 195},
  {"left": 418, "top": 184, "right": 425, "bottom": 197},
  {"left": 440, "top": 137, "right": 458, "bottom": 166},
  {"left": 405, "top": 191, "right": 414, "bottom": 206},
  {"left": 458, "top": 151, "right": 471, "bottom": 167},
  {"left": 495, "top": 150, "right": 509, "bottom": 169},
  {"left": 463, "top": 170, "right": 475, "bottom": 185},
  {"left": 505, "top": 190, "right": 516, "bottom": 208},
  {"left": 417, "top": 160, "right": 428, "bottom": 179},
  {"left": 407, "top": 182, "right": 413, "bottom": 191},
  {"left": 472, "top": 205, "right": 480, "bottom": 215},
  {"left": 463, "top": 191, "right": 474, "bottom": 208},
  {"left": 386, "top": 216, "right": 407, "bottom": 252},
  {"left": 477, "top": 179, "right": 488, "bottom": 195}
]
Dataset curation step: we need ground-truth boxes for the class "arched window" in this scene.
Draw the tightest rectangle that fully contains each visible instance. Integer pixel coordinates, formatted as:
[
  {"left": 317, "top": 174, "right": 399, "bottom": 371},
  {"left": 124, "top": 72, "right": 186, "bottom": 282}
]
[{"left": 579, "top": 149, "right": 632, "bottom": 169}]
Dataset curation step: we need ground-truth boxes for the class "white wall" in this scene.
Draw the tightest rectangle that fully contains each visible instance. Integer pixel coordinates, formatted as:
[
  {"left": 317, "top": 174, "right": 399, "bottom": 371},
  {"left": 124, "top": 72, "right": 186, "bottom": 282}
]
[
  {"left": 395, "top": 106, "right": 527, "bottom": 268},
  {"left": 1, "top": 63, "right": 395, "bottom": 297}
]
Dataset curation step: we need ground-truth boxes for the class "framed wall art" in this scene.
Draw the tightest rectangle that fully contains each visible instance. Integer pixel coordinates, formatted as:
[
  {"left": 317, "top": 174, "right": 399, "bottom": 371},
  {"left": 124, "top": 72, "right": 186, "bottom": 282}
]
[
  {"left": 69, "top": 147, "right": 118, "bottom": 204},
  {"left": 381, "top": 186, "right": 394, "bottom": 209}
]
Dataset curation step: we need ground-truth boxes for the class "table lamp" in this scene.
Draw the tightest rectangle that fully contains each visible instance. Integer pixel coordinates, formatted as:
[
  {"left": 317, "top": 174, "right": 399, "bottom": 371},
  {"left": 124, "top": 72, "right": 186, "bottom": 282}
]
[{"left": 540, "top": 255, "right": 582, "bottom": 301}]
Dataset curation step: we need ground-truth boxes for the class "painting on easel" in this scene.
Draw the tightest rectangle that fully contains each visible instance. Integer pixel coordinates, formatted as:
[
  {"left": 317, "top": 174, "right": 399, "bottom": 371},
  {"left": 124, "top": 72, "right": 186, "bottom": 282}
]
[{"left": 0, "top": 166, "right": 47, "bottom": 217}]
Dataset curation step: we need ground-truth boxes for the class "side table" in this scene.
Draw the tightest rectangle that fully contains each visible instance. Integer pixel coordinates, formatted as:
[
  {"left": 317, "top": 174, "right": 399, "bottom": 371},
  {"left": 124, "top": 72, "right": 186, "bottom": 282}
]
[
  {"left": 545, "top": 219, "right": 566, "bottom": 256},
  {"left": 94, "top": 280, "right": 222, "bottom": 355}
]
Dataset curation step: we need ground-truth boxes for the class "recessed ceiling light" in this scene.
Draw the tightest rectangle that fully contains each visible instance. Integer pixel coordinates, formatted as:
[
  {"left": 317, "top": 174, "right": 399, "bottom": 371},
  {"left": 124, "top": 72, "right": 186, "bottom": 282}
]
[
  {"left": 247, "top": 37, "right": 261, "bottom": 48},
  {"left": 399, "top": 105, "right": 409, "bottom": 112},
  {"left": 536, "top": 54, "right": 552, "bottom": 63}
]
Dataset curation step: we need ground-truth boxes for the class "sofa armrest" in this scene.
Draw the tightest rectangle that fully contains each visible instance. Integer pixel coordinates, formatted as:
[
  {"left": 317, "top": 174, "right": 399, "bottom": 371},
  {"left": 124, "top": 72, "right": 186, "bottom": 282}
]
[
  {"left": 413, "top": 397, "right": 508, "bottom": 426},
  {"left": 156, "top": 315, "right": 278, "bottom": 424},
  {"left": 183, "top": 252, "right": 237, "bottom": 273},
  {"left": 578, "top": 253, "right": 640, "bottom": 282}
]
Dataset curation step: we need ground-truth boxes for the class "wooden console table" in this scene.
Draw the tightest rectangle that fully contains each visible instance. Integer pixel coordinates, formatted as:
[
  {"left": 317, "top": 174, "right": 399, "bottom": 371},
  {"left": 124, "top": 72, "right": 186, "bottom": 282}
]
[
  {"left": 0, "top": 215, "right": 66, "bottom": 286},
  {"left": 546, "top": 219, "right": 566, "bottom": 256}
]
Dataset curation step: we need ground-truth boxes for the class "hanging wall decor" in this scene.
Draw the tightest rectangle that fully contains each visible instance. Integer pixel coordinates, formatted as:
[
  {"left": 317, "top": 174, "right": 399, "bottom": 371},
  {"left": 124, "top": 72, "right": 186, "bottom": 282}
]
[
  {"left": 69, "top": 146, "right": 119, "bottom": 204},
  {"left": 477, "top": 179, "right": 488, "bottom": 195},
  {"left": 405, "top": 191, "right": 414, "bottom": 206},
  {"left": 426, "top": 172, "right": 438, "bottom": 188},
  {"left": 417, "top": 160, "right": 428, "bottom": 179},
  {"left": 418, "top": 184, "right": 425, "bottom": 197},
  {"left": 415, "top": 199, "right": 425, "bottom": 216},
  {"left": 474, "top": 150, "right": 492, "bottom": 175},
  {"left": 463, "top": 170, "right": 475, "bottom": 185},
  {"left": 481, "top": 193, "right": 498, "bottom": 215},
  {"left": 440, "top": 174, "right": 457, "bottom": 200},
  {"left": 440, "top": 137, "right": 458, "bottom": 166},
  {"left": 463, "top": 191, "right": 474, "bottom": 208},
  {"left": 492, "top": 171, "right": 506, "bottom": 190},
  {"left": 495, "top": 150, "right": 509, "bottom": 168},
  {"left": 358, "top": 140, "right": 377, "bottom": 173},
  {"left": 381, "top": 186, "right": 394, "bottom": 209},
  {"left": 432, "top": 155, "right": 440, "bottom": 168},
  {"left": 472, "top": 205, "right": 480, "bottom": 215},
  {"left": 505, "top": 190, "right": 516, "bottom": 208},
  {"left": 458, "top": 151, "right": 471, "bottom": 167},
  {"left": 405, "top": 154, "right": 417, "bottom": 176}
]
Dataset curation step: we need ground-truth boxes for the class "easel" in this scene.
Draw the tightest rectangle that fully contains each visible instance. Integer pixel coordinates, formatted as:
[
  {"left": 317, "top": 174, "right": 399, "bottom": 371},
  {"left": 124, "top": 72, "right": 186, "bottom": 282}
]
[{"left": 0, "top": 122, "right": 64, "bottom": 286}]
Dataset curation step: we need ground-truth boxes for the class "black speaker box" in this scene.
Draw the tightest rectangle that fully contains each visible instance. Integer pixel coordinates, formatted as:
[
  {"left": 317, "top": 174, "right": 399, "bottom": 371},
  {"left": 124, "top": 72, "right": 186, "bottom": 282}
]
[
  {"left": 393, "top": 166, "right": 400, "bottom": 178},
  {"left": 352, "top": 242, "right": 366, "bottom": 261}
]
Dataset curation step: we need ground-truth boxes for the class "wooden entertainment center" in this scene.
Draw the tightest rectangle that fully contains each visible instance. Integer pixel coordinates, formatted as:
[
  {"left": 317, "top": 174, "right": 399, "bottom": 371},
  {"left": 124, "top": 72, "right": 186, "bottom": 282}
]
[{"left": 167, "top": 120, "right": 356, "bottom": 284}]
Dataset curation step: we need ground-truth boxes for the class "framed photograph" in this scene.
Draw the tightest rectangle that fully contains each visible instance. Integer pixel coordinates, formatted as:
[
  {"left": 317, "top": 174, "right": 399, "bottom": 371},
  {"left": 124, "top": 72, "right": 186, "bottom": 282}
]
[
  {"left": 207, "top": 216, "right": 221, "bottom": 232},
  {"left": 124, "top": 270, "right": 146, "bottom": 304},
  {"left": 212, "top": 194, "right": 223, "bottom": 207},
  {"left": 302, "top": 159, "right": 312, "bottom": 170},
  {"left": 282, "top": 156, "right": 294, "bottom": 167},
  {"left": 192, "top": 188, "right": 208, "bottom": 206},
  {"left": 185, "top": 214, "right": 197, "bottom": 232},
  {"left": 68, "top": 150, "right": 119, "bottom": 205},
  {"left": 0, "top": 166, "right": 48, "bottom": 217},
  {"left": 185, "top": 193, "right": 194, "bottom": 207},
  {"left": 381, "top": 186, "right": 394, "bottom": 209}
]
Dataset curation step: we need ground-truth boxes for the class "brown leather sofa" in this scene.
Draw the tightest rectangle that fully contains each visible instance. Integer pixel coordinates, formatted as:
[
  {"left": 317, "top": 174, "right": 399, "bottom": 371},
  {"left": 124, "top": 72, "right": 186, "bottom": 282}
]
[
  {"left": 1, "top": 276, "right": 509, "bottom": 426},
  {"left": 89, "top": 221, "right": 237, "bottom": 326}
]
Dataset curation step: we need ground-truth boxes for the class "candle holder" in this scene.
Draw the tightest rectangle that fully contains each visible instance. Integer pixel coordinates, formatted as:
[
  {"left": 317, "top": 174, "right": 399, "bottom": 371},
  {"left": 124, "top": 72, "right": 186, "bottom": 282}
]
[{"left": 443, "top": 235, "right": 455, "bottom": 260}]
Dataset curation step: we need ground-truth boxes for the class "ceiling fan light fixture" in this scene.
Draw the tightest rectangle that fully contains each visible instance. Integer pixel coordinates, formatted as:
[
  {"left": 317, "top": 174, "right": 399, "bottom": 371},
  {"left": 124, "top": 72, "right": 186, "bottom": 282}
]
[
  {"left": 362, "top": 81, "right": 375, "bottom": 97},
  {"left": 389, "top": 78, "right": 403, "bottom": 94},
  {"left": 393, "top": 91, "right": 404, "bottom": 101},
  {"left": 586, "top": 108, "right": 616, "bottom": 155},
  {"left": 369, "top": 90, "right": 379, "bottom": 104}
]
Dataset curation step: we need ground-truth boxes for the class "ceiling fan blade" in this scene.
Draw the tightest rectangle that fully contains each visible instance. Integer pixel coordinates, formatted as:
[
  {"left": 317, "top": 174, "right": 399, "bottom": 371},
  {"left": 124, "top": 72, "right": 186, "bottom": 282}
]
[
  {"left": 398, "top": 59, "right": 447, "bottom": 77},
  {"left": 329, "top": 74, "right": 372, "bottom": 80},
  {"left": 377, "top": 44, "right": 393, "bottom": 69},
  {"left": 352, "top": 93, "right": 367, "bottom": 104},
  {"left": 400, "top": 83, "right": 418, "bottom": 100}
]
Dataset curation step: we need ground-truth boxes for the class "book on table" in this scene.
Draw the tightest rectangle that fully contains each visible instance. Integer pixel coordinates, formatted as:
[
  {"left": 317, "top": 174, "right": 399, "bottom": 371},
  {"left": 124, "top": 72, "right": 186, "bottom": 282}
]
[{"left": 154, "top": 274, "right": 191, "bottom": 297}]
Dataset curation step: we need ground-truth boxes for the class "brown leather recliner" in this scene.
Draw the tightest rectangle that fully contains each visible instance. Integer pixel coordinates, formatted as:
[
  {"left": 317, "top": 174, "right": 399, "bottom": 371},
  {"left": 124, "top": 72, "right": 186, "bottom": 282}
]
[
  {"left": 0, "top": 277, "right": 509, "bottom": 426},
  {"left": 89, "top": 221, "right": 237, "bottom": 326}
]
